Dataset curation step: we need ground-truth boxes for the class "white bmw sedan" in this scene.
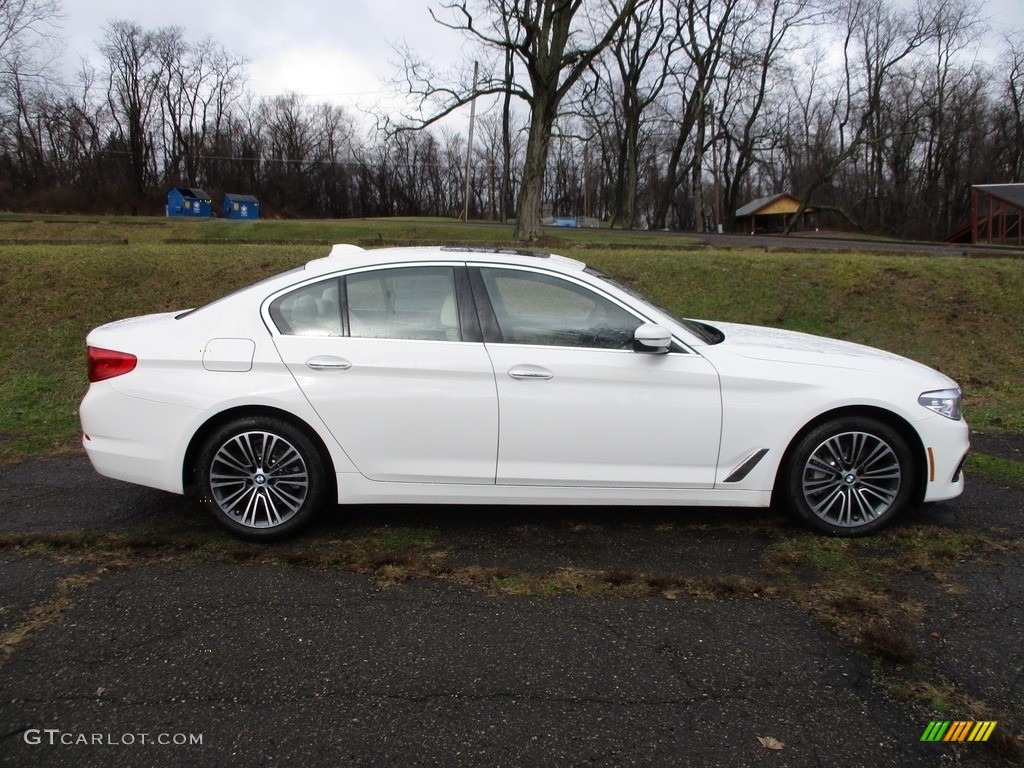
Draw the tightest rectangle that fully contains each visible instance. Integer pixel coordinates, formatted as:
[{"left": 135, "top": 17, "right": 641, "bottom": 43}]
[{"left": 80, "top": 245, "right": 969, "bottom": 540}]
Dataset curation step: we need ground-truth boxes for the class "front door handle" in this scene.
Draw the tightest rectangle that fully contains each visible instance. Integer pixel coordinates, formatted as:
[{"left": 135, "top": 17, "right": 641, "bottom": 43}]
[
  {"left": 306, "top": 357, "right": 352, "bottom": 371},
  {"left": 508, "top": 366, "right": 553, "bottom": 380}
]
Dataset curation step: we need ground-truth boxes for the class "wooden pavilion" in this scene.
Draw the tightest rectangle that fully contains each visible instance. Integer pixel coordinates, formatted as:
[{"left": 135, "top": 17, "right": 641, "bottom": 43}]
[{"left": 734, "top": 193, "right": 816, "bottom": 234}]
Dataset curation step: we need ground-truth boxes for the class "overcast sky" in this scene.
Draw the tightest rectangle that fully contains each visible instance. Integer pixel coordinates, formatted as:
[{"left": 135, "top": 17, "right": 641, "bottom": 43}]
[
  {"left": 56, "top": 0, "right": 461, "bottom": 118},
  {"left": 54, "top": 0, "right": 1022, "bottom": 120}
]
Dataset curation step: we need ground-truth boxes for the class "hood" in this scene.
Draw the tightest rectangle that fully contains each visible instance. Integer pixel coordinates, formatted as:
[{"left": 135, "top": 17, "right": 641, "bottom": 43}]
[{"left": 708, "top": 320, "right": 942, "bottom": 378}]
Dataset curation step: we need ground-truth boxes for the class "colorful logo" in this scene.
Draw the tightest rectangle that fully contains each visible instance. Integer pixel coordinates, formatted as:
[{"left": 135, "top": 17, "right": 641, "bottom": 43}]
[{"left": 920, "top": 721, "right": 997, "bottom": 742}]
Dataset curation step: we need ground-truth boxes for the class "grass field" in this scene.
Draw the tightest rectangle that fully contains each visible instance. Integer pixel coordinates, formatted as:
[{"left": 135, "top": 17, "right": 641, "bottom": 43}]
[{"left": 1, "top": 214, "right": 1022, "bottom": 466}]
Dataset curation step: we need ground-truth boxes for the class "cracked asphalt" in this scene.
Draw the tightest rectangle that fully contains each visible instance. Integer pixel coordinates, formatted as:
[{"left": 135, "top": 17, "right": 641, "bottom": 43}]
[{"left": 1, "top": 446, "right": 1022, "bottom": 767}]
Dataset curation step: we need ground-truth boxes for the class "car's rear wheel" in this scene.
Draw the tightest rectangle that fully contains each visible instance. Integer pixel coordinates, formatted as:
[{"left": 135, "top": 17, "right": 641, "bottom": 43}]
[
  {"left": 784, "top": 416, "right": 917, "bottom": 536},
  {"left": 197, "top": 416, "right": 326, "bottom": 540}
]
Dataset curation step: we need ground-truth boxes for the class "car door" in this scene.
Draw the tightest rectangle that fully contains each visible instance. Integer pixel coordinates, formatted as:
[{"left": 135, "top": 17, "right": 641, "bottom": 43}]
[
  {"left": 472, "top": 265, "right": 722, "bottom": 488},
  {"left": 267, "top": 264, "right": 499, "bottom": 484}
]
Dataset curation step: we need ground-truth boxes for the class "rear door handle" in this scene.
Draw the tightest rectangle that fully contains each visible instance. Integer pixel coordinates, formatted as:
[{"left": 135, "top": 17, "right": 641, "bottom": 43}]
[
  {"left": 508, "top": 366, "right": 553, "bottom": 380},
  {"left": 306, "top": 357, "right": 352, "bottom": 371}
]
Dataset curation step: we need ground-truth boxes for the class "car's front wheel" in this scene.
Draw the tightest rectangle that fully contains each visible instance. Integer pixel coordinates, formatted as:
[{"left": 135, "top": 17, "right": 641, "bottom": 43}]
[
  {"left": 784, "top": 416, "right": 917, "bottom": 536},
  {"left": 197, "top": 416, "right": 327, "bottom": 540}
]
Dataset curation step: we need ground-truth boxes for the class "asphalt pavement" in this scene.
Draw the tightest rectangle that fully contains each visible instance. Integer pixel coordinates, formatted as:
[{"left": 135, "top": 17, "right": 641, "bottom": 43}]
[
  {"left": 695, "top": 232, "right": 1024, "bottom": 258},
  {"left": 1, "top": 451, "right": 1021, "bottom": 767}
]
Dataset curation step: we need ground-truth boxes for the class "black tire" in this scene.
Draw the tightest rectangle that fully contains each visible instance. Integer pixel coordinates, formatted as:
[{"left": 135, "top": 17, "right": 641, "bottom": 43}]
[
  {"left": 783, "top": 416, "right": 917, "bottom": 536},
  {"left": 196, "top": 416, "right": 327, "bottom": 541}
]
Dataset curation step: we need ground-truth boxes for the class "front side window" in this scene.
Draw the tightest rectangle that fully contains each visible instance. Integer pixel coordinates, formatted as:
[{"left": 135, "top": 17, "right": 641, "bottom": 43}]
[
  {"left": 347, "top": 266, "right": 460, "bottom": 341},
  {"left": 479, "top": 268, "right": 642, "bottom": 349}
]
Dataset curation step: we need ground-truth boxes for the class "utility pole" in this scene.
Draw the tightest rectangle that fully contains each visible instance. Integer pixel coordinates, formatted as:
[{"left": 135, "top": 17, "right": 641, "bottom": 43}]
[
  {"left": 711, "top": 133, "right": 721, "bottom": 234},
  {"left": 462, "top": 61, "right": 479, "bottom": 223},
  {"left": 708, "top": 99, "right": 721, "bottom": 234},
  {"left": 583, "top": 140, "right": 589, "bottom": 223}
]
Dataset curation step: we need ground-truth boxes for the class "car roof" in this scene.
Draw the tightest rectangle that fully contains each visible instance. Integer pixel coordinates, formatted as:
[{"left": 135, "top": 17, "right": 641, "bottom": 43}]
[{"left": 302, "top": 244, "right": 588, "bottom": 278}]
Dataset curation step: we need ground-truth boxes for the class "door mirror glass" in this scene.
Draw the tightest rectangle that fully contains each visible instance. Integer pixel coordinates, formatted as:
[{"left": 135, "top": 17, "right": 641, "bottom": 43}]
[{"left": 633, "top": 323, "right": 672, "bottom": 354}]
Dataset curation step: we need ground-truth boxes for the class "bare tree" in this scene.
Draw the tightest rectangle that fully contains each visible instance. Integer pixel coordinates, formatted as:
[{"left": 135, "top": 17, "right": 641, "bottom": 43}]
[
  {"left": 718, "top": 0, "right": 813, "bottom": 231},
  {"left": 394, "top": 0, "right": 642, "bottom": 240},
  {"left": 997, "top": 33, "right": 1024, "bottom": 180},
  {"left": 650, "top": 0, "right": 745, "bottom": 230},
  {"left": 783, "top": 0, "right": 936, "bottom": 233},
  {"left": 100, "top": 20, "right": 167, "bottom": 204},
  {"left": 158, "top": 33, "right": 248, "bottom": 187},
  {"left": 257, "top": 93, "right": 319, "bottom": 215},
  {"left": 0, "top": 0, "right": 62, "bottom": 81},
  {"left": 474, "top": 109, "right": 526, "bottom": 219},
  {"left": 0, "top": 0, "right": 62, "bottom": 204},
  {"left": 306, "top": 102, "right": 362, "bottom": 217},
  {"left": 909, "top": 0, "right": 985, "bottom": 233},
  {"left": 585, "top": 0, "right": 674, "bottom": 228}
]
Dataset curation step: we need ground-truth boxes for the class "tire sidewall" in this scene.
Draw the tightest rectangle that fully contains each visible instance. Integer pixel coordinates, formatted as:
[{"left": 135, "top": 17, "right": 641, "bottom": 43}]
[{"left": 197, "top": 416, "right": 327, "bottom": 541}]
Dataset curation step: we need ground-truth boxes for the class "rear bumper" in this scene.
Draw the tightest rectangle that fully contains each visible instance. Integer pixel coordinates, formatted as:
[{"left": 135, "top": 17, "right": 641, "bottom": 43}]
[{"left": 80, "top": 383, "right": 201, "bottom": 494}]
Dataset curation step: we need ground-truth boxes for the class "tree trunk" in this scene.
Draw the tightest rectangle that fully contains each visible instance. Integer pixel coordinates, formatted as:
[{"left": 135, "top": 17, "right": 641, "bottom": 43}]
[
  {"left": 501, "top": 48, "right": 514, "bottom": 222},
  {"left": 651, "top": 131, "right": 687, "bottom": 230},
  {"left": 622, "top": 111, "right": 640, "bottom": 229},
  {"left": 514, "top": 101, "right": 555, "bottom": 241}
]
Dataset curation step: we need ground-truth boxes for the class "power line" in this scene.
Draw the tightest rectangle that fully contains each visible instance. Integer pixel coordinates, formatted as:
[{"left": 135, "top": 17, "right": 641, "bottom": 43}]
[{"left": 95, "top": 147, "right": 481, "bottom": 172}]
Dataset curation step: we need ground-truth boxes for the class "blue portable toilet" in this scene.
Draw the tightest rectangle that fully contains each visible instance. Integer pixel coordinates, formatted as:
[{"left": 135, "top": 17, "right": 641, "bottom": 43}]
[
  {"left": 167, "top": 187, "right": 213, "bottom": 217},
  {"left": 223, "top": 193, "right": 261, "bottom": 220}
]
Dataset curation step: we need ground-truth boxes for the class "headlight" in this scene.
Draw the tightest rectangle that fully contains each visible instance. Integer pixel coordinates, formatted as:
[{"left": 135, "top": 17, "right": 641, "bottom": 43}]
[{"left": 918, "top": 388, "right": 962, "bottom": 420}]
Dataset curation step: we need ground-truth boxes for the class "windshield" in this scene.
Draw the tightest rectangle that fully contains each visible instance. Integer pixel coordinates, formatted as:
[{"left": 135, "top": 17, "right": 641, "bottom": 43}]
[{"left": 584, "top": 267, "right": 724, "bottom": 344}]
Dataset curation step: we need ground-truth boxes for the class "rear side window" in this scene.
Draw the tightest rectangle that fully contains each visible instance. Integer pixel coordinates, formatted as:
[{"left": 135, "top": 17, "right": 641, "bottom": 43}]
[
  {"left": 347, "top": 267, "right": 460, "bottom": 341},
  {"left": 269, "top": 268, "right": 462, "bottom": 341},
  {"left": 269, "top": 278, "right": 342, "bottom": 336}
]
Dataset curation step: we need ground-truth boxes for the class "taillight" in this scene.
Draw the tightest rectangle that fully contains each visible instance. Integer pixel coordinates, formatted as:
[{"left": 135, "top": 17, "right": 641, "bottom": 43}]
[{"left": 87, "top": 346, "right": 137, "bottom": 382}]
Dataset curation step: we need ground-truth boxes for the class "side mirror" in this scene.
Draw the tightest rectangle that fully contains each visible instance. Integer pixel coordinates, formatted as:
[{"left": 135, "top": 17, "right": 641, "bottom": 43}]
[{"left": 633, "top": 323, "right": 672, "bottom": 354}]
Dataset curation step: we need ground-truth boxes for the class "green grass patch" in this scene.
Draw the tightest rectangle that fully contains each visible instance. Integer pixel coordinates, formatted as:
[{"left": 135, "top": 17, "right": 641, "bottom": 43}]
[
  {"left": 760, "top": 525, "right": 1018, "bottom": 678},
  {"left": 967, "top": 453, "right": 1024, "bottom": 485},
  {"left": 364, "top": 526, "right": 438, "bottom": 553},
  {"left": 0, "top": 521, "right": 443, "bottom": 575}
]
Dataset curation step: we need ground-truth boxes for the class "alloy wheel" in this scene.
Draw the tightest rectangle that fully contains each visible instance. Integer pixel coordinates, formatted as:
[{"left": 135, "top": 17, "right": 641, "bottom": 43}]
[
  {"left": 800, "top": 430, "right": 902, "bottom": 529},
  {"left": 208, "top": 430, "right": 310, "bottom": 529}
]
